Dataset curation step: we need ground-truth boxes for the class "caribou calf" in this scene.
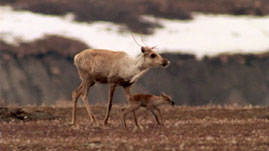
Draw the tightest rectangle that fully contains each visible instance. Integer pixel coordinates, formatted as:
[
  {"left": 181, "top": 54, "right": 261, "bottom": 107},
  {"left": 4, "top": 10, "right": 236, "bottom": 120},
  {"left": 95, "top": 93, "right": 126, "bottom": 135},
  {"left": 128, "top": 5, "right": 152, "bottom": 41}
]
[
  {"left": 121, "top": 92, "right": 174, "bottom": 128},
  {"left": 72, "top": 46, "right": 170, "bottom": 126}
]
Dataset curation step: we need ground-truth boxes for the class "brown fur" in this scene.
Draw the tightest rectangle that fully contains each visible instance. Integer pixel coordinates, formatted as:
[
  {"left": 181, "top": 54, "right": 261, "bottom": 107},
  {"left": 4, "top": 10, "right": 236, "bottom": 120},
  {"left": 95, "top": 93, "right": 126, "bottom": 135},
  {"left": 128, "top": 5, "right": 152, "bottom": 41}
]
[
  {"left": 72, "top": 47, "right": 170, "bottom": 126},
  {"left": 121, "top": 92, "right": 174, "bottom": 128}
]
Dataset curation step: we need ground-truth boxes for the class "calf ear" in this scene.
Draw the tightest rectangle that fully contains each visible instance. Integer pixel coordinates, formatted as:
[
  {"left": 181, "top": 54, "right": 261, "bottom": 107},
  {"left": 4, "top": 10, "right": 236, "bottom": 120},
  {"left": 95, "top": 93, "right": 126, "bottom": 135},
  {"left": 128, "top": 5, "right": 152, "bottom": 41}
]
[{"left": 161, "top": 92, "right": 166, "bottom": 97}]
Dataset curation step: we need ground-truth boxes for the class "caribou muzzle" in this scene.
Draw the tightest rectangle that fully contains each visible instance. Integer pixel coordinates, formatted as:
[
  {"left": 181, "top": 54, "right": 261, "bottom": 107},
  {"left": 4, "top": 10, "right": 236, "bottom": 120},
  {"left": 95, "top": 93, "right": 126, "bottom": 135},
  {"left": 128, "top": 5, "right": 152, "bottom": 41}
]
[{"left": 162, "top": 58, "right": 170, "bottom": 67}]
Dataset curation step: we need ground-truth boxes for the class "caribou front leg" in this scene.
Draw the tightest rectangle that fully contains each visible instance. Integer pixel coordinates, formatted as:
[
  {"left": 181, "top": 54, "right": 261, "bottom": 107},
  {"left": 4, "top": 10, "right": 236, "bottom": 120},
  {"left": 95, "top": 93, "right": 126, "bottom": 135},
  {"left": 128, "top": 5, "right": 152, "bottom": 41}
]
[
  {"left": 103, "top": 84, "right": 117, "bottom": 125},
  {"left": 123, "top": 85, "right": 132, "bottom": 101}
]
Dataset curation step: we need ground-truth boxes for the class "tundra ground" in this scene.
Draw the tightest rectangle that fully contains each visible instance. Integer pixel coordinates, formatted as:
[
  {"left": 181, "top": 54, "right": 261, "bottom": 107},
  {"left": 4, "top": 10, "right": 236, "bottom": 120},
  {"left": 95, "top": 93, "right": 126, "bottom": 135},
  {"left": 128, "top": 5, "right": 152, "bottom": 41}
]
[{"left": 1, "top": 105, "right": 269, "bottom": 151}]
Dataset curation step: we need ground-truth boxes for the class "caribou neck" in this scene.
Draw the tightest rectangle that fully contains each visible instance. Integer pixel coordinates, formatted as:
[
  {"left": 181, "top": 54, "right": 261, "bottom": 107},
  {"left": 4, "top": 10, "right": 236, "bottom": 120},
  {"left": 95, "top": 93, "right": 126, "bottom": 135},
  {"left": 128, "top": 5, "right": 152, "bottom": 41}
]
[
  {"left": 129, "top": 55, "right": 149, "bottom": 83},
  {"left": 135, "top": 54, "right": 148, "bottom": 71}
]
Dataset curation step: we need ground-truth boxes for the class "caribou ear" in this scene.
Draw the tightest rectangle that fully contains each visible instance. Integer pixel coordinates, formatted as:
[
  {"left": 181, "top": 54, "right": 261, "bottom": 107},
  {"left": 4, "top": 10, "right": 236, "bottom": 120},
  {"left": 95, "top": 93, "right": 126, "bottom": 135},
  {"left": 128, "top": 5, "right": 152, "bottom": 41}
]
[
  {"left": 141, "top": 47, "right": 145, "bottom": 53},
  {"left": 141, "top": 46, "right": 150, "bottom": 54}
]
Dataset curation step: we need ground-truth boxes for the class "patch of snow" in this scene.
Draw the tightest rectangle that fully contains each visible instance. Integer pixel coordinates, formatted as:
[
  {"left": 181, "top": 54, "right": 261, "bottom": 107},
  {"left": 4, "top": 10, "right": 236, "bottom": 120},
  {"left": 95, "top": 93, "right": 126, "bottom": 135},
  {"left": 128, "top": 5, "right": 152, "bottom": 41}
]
[{"left": 1, "top": 6, "right": 269, "bottom": 58}]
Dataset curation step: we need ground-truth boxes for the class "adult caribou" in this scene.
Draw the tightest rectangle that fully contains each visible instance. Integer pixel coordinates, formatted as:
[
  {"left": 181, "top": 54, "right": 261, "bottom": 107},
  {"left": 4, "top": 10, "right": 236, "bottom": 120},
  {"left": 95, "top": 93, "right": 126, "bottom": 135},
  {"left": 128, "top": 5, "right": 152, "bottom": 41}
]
[{"left": 71, "top": 46, "right": 170, "bottom": 126}]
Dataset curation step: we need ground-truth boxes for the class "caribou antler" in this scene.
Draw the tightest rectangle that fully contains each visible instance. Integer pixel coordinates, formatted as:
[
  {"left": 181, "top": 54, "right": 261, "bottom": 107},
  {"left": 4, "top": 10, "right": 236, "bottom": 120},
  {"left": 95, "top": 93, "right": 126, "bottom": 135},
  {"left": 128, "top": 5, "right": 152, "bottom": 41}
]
[
  {"left": 131, "top": 33, "right": 157, "bottom": 50},
  {"left": 131, "top": 34, "right": 143, "bottom": 47}
]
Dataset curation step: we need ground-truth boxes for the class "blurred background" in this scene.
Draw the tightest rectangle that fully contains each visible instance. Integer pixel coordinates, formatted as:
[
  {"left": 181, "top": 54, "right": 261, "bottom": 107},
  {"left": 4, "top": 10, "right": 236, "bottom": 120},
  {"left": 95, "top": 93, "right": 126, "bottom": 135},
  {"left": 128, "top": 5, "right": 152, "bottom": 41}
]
[{"left": 0, "top": 0, "right": 269, "bottom": 106}]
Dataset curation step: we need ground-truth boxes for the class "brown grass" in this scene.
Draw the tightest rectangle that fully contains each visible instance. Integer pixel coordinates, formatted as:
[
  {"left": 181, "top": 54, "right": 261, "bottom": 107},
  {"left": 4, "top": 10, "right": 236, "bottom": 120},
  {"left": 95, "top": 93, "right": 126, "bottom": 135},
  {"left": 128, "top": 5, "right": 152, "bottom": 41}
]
[{"left": 1, "top": 105, "right": 269, "bottom": 151}]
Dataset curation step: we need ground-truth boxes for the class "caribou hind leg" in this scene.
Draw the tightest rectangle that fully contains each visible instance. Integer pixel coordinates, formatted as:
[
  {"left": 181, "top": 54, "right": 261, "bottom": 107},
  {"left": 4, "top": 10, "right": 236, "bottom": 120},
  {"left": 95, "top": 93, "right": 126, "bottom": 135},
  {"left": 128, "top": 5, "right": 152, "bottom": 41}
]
[
  {"left": 81, "top": 80, "right": 97, "bottom": 125},
  {"left": 72, "top": 82, "right": 83, "bottom": 126}
]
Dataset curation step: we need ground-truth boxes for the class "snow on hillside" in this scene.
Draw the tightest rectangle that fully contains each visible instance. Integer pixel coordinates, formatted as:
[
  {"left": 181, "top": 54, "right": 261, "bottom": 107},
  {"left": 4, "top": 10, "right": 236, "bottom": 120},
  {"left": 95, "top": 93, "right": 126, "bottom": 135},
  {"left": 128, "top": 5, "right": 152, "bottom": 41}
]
[{"left": 1, "top": 6, "right": 269, "bottom": 58}]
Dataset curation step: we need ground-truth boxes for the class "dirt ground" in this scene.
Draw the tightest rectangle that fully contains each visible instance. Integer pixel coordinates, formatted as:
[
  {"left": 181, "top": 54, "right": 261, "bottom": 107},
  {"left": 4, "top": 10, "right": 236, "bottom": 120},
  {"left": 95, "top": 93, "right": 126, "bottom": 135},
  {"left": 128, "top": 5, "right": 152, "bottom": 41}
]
[{"left": 1, "top": 105, "right": 269, "bottom": 151}]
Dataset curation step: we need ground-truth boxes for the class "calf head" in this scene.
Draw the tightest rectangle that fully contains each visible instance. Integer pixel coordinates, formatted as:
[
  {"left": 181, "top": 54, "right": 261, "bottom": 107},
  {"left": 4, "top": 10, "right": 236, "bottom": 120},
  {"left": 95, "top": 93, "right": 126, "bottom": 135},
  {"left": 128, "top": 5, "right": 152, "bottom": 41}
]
[{"left": 161, "top": 92, "right": 175, "bottom": 106}]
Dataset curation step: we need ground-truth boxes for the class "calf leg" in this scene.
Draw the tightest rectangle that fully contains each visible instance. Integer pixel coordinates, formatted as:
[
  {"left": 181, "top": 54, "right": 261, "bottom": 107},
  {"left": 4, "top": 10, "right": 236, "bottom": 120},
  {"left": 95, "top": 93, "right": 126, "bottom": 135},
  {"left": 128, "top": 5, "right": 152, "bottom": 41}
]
[
  {"left": 150, "top": 109, "right": 161, "bottom": 125},
  {"left": 155, "top": 107, "right": 163, "bottom": 121},
  {"left": 132, "top": 111, "right": 140, "bottom": 128},
  {"left": 122, "top": 105, "right": 140, "bottom": 128}
]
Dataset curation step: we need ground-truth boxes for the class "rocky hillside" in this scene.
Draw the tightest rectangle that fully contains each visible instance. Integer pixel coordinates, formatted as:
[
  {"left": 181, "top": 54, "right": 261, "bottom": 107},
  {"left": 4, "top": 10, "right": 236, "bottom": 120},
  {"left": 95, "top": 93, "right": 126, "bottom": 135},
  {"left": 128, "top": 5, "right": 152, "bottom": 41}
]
[
  {"left": 0, "top": 35, "right": 88, "bottom": 105},
  {"left": 1, "top": 35, "right": 269, "bottom": 105}
]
